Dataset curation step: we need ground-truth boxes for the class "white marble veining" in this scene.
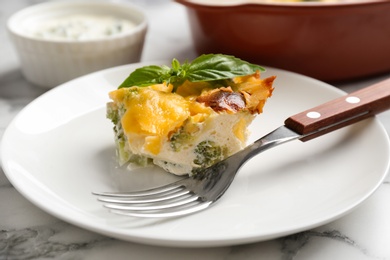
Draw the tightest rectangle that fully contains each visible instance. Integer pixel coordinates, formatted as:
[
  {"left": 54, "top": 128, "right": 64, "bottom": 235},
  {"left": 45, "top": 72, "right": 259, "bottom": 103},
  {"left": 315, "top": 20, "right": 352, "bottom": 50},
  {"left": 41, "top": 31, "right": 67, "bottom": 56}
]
[{"left": 1, "top": 0, "right": 390, "bottom": 259}]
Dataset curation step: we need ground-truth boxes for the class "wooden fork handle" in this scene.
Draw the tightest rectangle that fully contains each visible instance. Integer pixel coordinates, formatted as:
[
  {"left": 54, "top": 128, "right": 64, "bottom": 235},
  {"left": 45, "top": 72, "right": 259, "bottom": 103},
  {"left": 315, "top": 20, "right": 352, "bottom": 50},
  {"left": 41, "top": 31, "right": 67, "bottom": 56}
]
[{"left": 284, "top": 78, "right": 390, "bottom": 141}]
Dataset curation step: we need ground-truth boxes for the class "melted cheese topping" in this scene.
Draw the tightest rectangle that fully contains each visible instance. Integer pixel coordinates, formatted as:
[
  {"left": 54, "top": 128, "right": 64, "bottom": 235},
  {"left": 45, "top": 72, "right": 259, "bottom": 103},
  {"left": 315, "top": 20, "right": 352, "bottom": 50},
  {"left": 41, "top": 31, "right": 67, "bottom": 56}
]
[{"left": 109, "top": 87, "right": 190, "bottom": 154}]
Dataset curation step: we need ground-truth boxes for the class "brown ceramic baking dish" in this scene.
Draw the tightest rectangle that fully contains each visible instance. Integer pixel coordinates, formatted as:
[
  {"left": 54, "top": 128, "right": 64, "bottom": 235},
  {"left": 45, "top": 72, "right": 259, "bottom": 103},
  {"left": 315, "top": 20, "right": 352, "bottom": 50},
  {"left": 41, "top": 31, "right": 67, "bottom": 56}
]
[{"left": 175, "top": 0, "right": 390, "bottom": 82}]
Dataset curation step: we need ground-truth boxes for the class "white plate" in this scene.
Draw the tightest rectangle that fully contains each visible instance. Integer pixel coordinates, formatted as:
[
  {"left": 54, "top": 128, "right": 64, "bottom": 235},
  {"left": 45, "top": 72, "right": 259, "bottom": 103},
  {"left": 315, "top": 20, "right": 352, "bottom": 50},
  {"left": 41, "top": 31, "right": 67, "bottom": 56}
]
[{"left": 1, "top": 63, "right": 389, "bottom": 248}]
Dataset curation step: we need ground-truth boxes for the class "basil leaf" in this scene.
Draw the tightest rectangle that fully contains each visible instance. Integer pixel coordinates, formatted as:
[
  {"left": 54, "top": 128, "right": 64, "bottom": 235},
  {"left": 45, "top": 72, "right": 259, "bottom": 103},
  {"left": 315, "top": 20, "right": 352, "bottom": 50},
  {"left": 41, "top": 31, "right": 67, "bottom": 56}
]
[
  {"left": 118, "top": 65, "right": 171, "bottom": 88},
  {"left": 117, "top": 54, "right": 265, "bottom": 90},
  {"left": 171, "top": 58, "right": 181, "bottom": 71},
  {"left": 185, "top": 54, "right": 265, "bottom": 82}
]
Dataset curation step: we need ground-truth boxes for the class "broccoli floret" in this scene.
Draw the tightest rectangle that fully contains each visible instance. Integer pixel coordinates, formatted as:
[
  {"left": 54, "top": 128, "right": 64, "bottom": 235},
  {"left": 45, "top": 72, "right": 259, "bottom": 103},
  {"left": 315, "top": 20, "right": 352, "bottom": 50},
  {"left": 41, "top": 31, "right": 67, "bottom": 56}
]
[
  {"left": 193, "top": 140, "right": 228, "bottom": 169},
  {"left": 169, "top": 127, "right": 193, "bottom": 151},
  {"left": 115, "top": 137, "right": 152, "bottom": 167},
  {"left": 128, "top": 154, "right": 152, "bottom": 167},
  {"left": 116, "top": 138, "right": 130, "bottom": 165},
  {"left": 107, "top": 103, "right": 132, "bottom": 165},
  {"left": 106, "top": 102, "right": 120, "bottom": 125}
]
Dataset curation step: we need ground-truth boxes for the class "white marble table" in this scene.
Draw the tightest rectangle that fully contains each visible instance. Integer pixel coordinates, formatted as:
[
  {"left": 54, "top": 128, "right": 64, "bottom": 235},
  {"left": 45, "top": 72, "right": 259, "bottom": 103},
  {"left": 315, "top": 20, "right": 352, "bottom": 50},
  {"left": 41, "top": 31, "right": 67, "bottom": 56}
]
[{"left": 1, "top": 1, "right": 390, "bottom": 259}]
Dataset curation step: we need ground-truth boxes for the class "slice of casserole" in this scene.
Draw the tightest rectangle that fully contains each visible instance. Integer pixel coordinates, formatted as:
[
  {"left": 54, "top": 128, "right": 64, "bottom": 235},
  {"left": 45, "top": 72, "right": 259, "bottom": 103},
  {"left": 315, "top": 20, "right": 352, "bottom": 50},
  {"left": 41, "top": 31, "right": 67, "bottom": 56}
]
[{"left": 107, "top": 54, "right": 275, "bottom": 175}]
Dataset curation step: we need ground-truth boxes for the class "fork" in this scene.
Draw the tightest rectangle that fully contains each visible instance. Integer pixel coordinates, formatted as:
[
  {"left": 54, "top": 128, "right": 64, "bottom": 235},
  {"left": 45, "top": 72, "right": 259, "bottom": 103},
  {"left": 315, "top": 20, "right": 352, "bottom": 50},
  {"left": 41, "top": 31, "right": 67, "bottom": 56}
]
[{"left": 93, "top": 78, "right": 390, "bottom": 218}]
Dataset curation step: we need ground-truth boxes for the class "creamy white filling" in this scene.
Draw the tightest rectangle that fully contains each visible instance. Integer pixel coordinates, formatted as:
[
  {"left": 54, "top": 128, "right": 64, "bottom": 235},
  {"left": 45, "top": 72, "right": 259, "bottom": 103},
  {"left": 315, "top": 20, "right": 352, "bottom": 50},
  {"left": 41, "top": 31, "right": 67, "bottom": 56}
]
[{"left": 140, "top": 112, "right": 254, "bottom": 175}]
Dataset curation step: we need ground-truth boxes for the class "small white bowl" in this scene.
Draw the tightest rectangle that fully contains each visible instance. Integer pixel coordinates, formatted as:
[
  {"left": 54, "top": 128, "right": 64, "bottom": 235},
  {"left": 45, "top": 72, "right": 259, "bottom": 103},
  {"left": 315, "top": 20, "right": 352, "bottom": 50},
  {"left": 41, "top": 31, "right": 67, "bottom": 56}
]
[{"left": 7, "top": 1, "right": 148, "bottom": 88}]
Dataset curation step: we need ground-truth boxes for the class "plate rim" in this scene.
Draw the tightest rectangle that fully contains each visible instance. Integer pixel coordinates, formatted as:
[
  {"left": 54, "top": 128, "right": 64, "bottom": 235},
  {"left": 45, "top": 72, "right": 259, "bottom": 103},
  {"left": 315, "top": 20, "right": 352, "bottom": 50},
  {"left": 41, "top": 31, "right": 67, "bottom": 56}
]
[{"left": 1, "top": 62, "right": 389, "bottom": 248}]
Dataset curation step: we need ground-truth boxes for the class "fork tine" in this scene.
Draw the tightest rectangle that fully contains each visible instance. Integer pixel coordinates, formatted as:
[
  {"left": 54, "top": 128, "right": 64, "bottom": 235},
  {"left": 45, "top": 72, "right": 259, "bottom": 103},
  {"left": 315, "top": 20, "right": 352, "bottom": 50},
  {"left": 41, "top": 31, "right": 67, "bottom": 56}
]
[
  {"left": 102, "top": 193, "right": 200, "bottom": 211},
  {"left": 92, "top": 177, "right": 189, "bottom": 198},
  {"left": 109, "top": 200, "right": 213, "bottom": 218},
  {"left": 96, "top": 188, "right": 191, "bottom": 204},
  {"left": 92, "top": 185, "right": 181, "bottom": 197}
]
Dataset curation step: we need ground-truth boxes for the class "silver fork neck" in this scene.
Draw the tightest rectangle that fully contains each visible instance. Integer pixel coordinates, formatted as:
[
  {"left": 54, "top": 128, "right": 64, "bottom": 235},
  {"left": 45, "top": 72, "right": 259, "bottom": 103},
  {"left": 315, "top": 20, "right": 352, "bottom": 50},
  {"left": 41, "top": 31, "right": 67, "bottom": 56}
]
[{"left": 245, "top": 126, "right": 301, "bottom": 161}]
